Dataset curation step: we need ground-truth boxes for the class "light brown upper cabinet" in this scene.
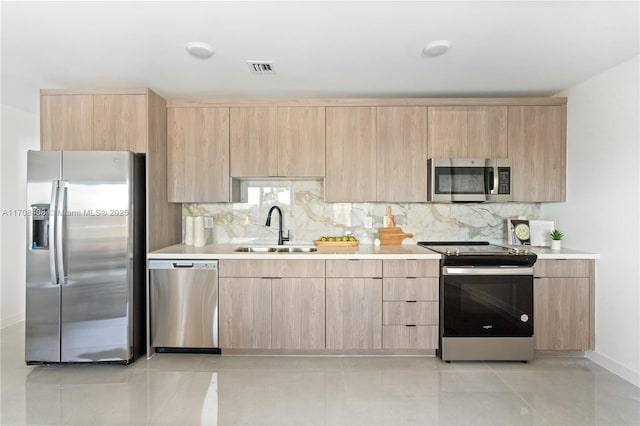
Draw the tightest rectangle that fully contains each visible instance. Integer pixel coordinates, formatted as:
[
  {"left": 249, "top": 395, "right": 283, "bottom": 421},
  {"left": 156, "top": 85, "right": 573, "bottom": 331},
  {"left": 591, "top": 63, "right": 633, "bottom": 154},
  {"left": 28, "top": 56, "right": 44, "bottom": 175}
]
[
  {"left": 377, "top": 107, "right": 428, "bottom": 202},
  {"left": 277, "top": 107, "right": 325, "bottom": 176},
  {"left": 93, "top": 95, "right": 147, "bottom": 152},
  {"left": 427, "top": 106, "right": 508, "bottom": 158},
  {"left": 508, "top": 105, "right": 566, "bottom": 202},
  {"left": 230, "top": 106, "right": 325, "bottom": 177},
  {"left": 40, "top": 89, "right": 181, "bottom": 252},
  {"left": 41, "top": 93, "right": 147, "bottom": 152},
  {"left": 230, "top": 107, "right": 278, "bottom": 177},
  {"left": 167, "top": 107, "right": 230, "bottom": 202},
  {"left": 325, "top": 107, "right": 377, "bottom": 202},
  {"left": 41, "top": 95, "right": 93, "bottom": 150}
]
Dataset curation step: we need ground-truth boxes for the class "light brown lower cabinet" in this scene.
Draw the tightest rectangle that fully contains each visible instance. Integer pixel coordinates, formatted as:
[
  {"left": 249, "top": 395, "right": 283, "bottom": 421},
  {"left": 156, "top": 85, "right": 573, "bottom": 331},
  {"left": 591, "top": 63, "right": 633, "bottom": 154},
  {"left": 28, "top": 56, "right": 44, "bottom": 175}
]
[
  {"left": 533, "top": 259, "right": 594, "bottom": 351},
  {"left": 219, "top": 277, "right": 272, "bottom": 349},
  {"left": 382, "top": 326, "right": 438, "bottom": 350},
  {"left": 271, "top": 278, "right": 325, "bottom": 350},
  {"left": 218, "top": 259, "right": 325, "bottom": 350},
  {"left": 382, "top": 260, "right": 440, "bottom": 350},
  {"left": 326, "top": 278, "right": 383, "bottom": 350}
]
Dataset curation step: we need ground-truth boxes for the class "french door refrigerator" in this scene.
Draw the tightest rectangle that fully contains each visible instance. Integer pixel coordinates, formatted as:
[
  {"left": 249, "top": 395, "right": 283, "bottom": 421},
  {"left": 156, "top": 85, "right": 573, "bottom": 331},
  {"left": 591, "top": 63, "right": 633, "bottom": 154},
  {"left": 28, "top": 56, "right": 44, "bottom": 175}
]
[{"left": 26, "top": 151, "right": 145, "bottom": 364}]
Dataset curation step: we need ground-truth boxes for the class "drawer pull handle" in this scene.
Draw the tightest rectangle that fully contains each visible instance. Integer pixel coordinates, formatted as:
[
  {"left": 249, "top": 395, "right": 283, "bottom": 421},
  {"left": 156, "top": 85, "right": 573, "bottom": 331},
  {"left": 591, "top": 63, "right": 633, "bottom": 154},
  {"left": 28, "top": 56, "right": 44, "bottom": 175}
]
[
  {"left": 406, "top": 277, "right": 417, "bottom": 279},
  {"left": 406, "top": 300, "right": 417, "bottom": 303},
  {"left": 405, "top": 324, "right": 417, "bottom": 327}
]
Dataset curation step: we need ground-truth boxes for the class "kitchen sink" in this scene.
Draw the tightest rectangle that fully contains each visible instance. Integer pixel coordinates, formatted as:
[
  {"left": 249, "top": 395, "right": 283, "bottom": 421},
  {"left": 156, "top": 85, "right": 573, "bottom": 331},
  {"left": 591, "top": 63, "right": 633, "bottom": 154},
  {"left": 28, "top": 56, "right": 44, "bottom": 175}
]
[
  {"left": 234, "top": 247, "right": 277, "bottom": 253},
  {"left": 278, "top": 246, "right": 318, "bottom": 253},
  {"left": 234, "top": 246, "right": 317, "bottom": 253}
]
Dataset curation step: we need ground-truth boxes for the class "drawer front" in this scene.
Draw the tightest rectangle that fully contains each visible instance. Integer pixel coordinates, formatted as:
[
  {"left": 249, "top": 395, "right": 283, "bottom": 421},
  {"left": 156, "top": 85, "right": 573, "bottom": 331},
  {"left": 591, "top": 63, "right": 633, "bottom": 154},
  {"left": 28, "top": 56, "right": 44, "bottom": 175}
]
[
  {"left": 383, "top": 301, "right": 438, "bottom": 325},
  {"left": 382, "top": 325, "right": 438, "bottom": 349},
  {"left": 219, "top": 259, "right": 325, "bottom": 278},
  {"left": 326, "top": 259, "right": 382, "bottom": 278},
  {"left": 533, "top": 259, "right": 590, "bottom": 278},
  {"left": 383, "top": 259, "right": 439, "bottom": 277},
  {"left": 383, "top": 277, "right": 438, "bottom": 301}
]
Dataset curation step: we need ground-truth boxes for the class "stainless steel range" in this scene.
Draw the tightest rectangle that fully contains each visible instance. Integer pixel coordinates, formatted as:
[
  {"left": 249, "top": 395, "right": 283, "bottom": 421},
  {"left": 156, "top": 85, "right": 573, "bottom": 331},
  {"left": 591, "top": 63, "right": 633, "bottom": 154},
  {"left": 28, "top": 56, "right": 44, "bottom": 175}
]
[{"left": 418, "top": 241, "right": 537, "bottom": 362}]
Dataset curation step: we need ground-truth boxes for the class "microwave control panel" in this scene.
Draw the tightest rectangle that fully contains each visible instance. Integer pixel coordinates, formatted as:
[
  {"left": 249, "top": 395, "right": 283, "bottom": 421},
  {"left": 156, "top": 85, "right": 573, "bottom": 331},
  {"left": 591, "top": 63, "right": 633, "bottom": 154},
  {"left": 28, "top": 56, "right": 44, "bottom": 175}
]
[{"left": 498, "top": 167, "right": 511, "bottom": 194}]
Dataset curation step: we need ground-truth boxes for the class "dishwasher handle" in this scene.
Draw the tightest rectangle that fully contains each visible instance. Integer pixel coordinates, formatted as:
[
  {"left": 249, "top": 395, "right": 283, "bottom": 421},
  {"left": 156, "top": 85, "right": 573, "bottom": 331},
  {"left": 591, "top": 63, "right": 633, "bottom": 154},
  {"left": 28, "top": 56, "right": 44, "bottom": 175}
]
[
  {"left": 173, "top": 262, "right": 194, "bottom": 268},
  {"left": 149, "top": 259, "right": 218, "bottom": 270}
]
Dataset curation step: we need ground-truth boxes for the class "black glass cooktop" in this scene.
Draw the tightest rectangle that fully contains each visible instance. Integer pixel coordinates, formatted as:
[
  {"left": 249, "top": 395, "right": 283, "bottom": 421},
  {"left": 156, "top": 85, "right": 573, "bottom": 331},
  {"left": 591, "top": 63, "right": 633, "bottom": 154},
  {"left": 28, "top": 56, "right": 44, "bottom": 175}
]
[{"left": 417, "top": 241, "right": 537, "bottom": 267}]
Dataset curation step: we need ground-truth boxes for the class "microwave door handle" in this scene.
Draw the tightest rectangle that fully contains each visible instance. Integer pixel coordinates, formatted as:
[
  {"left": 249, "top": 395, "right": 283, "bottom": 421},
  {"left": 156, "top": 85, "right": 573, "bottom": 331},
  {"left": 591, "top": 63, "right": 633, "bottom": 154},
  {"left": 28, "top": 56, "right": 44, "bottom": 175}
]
[{"left": 486, "top": 168, "right": 496, "bottom": 195}]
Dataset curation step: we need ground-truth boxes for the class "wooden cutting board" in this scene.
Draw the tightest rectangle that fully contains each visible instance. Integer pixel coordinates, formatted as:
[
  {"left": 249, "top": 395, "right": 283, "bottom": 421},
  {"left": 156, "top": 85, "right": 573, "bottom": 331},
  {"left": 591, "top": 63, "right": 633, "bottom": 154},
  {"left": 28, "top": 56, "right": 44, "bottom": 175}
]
[{"left": 378, "top": 226, "right": 413, "bottom": 245}]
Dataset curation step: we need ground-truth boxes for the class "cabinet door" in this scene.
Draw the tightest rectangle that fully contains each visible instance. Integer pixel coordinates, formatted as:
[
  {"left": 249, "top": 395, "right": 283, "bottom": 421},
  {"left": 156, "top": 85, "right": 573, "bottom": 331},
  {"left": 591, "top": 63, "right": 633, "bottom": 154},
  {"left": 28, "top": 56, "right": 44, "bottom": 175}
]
[
  {"left": 427, "top": 106, "right": 467, "bottom": 158},
  {"left": 277, "top": 107, "right": 325, "bottom": 177},
  {"left": 93, "top": 95, "right": 147, "bottom": 152},
  {"left": 382, "top": 326, "right": 438, "bottom": 350},
  {"left": 272, "top": 278, "right": 325, "bottom": 349},
  {"left": 326, "top": 259, "right": 382, "bottom": 278},
  {"left": 467, "top": 106, "right": 508, "bottom": 158},
  {"left": 230, "top": 107, "right": 278, "bottom": 177},
  {"left": 167, "top": 107, "right": 229, "bottom": 202},
  {"left": 382, "top": 259, "right": 439, "bottom": 278},
  {"left": 220, "top": 259, "right": 325, "bottom": 278},
  {"left": 41, "top": 95, "right": 93, "bottom": 150},
  {"left": 534, "top": 277, "right": 590, "bottom": 350},
  {"left": 219, "top": 278, "right": 271, "bottom": 349},
  {"left": 325, "top": 107, "right": 377, "bottom": 202},
  {"left": 508, "top": 106, "right": 566, "bottom": 201},
  {"left": 428, "top": 106, "right": 508, "bottom": 159},
  {"left": 534, "top": 259, "right": 590, "bottom": 278},
  {"left": 383, "top": 301, "right": 438, "bottom": 325},
  {"left": 377, "top": 107, "right": 427, "bottom": 202},
  {"left": 326, "top": 278, "right": 382, "bottom": 349},
  {"left": 383, "top": 278, "right": 438, "bottom": 301}
]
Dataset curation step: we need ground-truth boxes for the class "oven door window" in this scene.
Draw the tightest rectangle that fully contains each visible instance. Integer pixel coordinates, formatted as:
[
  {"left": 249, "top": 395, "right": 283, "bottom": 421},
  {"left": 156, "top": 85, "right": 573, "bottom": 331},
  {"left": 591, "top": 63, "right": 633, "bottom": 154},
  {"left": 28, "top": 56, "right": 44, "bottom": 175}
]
[
  {"left": 443, "top": 274, "right": 533, "bottom": 337},
  {"left": 434, "top": 166, "right": 491, "bottom": 195}
]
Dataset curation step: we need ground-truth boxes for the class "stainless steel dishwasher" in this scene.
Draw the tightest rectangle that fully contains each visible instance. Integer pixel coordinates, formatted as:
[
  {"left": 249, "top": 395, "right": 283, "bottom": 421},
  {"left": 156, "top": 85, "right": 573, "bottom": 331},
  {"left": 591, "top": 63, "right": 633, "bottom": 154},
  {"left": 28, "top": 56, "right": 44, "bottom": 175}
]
[{"left": 149, "top": 260, "right": 220, "bottom": 353}]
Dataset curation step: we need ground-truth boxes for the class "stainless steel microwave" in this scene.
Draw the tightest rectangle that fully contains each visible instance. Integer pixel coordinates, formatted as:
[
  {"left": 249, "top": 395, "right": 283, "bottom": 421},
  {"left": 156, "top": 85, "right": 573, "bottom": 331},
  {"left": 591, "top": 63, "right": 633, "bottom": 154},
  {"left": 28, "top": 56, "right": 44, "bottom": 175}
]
[{"left": 428, "top": 158, "right": 513, "bottom": 202}]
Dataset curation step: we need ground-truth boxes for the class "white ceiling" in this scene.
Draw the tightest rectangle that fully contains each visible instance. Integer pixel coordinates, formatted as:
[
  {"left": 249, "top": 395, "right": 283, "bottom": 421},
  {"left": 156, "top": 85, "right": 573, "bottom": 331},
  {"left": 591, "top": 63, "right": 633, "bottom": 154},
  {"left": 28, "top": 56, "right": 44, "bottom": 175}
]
[{"left": 1, "top": 1, "right": 638, "bottom": 113}]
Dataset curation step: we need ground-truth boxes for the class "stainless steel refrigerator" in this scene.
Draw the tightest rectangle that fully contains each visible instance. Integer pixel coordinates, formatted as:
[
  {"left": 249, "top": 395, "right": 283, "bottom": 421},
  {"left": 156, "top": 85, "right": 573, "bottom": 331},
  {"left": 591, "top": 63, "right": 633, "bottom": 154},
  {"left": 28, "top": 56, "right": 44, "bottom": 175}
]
[{"left": 26, "top": 151, "right": 145, "bottom": 364}]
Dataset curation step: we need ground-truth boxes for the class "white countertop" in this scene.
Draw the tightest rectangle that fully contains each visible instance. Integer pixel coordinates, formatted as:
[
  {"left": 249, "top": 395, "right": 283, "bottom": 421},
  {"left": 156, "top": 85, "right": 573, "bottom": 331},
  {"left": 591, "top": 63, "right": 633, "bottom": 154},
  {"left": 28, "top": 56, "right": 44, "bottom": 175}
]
[{"left": 148, "top": 243, "right": 599, "bottom": 260}]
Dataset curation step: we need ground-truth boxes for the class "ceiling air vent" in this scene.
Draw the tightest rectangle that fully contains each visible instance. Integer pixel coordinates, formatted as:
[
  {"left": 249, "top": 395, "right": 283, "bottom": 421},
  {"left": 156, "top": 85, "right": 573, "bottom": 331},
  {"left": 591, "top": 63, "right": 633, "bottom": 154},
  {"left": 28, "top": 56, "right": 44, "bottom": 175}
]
[{"left": 247, "top": 61, "right": 276, "bottom": 74}]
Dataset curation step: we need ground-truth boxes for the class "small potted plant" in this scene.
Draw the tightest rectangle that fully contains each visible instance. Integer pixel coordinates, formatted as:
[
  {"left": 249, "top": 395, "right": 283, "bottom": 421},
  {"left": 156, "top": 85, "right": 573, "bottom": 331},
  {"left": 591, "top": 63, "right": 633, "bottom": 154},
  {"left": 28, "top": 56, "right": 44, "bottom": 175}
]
[{"left": 550, "top": 229, "right": 563, "bottom": 250}]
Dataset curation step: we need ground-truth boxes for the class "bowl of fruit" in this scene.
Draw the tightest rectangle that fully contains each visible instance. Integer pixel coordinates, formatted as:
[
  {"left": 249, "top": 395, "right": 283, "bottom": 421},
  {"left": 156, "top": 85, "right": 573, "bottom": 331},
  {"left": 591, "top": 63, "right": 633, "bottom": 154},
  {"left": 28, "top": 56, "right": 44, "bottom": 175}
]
[{"left": 314, "top": 235, "right": 359, "bottom": 247}]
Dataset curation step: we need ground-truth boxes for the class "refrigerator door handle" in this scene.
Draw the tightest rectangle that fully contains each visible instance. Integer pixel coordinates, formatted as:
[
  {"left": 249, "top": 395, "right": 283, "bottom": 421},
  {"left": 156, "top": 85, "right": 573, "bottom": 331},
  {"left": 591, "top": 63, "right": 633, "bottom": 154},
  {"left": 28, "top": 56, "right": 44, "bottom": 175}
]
[
  {"left": 49, "top": 181, "right": 59, "bottom": 284},
  {"left": 56, "top": 181, "right": 67, "bottom": 284}
]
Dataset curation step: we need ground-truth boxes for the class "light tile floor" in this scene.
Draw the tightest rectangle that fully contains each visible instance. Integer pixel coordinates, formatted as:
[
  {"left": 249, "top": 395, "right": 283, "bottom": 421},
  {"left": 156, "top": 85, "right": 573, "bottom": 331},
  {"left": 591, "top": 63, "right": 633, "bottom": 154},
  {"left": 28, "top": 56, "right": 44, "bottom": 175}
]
[{"left": 1, "top": 322, "right": 638, "bottom": 425}]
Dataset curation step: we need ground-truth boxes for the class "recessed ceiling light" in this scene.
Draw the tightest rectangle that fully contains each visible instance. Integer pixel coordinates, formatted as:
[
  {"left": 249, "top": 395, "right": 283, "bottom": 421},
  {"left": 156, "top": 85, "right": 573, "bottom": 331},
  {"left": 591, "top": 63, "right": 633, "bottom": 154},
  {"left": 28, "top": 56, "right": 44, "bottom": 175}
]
[
  {"left": 423, "top": 40, "right": 451, "bottom": 57},
  {"left": 185, "top": 42, "right": 214, "bottom": 59}
]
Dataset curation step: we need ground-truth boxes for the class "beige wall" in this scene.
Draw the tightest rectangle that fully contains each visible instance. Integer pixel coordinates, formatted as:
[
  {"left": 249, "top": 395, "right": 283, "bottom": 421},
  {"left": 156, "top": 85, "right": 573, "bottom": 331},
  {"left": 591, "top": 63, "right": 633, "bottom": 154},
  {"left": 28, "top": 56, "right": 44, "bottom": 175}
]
[
  {"left": 544, "top": 56, "right": 640, "bottom": 386},
  {"left": 0, "top": 104, "right": 39, "bottom": 328}
]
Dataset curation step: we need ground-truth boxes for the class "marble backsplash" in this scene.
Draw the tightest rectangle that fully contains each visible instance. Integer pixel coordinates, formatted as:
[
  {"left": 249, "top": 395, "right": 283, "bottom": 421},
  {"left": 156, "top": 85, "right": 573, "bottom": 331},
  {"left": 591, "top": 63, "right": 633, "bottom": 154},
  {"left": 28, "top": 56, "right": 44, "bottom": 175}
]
[{"left": 183, "top": 180, "right": 541, "bottom": 245}]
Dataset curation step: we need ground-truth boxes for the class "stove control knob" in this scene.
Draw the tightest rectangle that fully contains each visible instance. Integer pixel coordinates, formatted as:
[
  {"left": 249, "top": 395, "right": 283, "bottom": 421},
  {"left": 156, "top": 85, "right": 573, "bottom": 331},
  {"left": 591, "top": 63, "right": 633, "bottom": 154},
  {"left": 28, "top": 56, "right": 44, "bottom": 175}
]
[
  {"left": 455, "top": 248, "right": 460, "bottom": 256},
  {"left": 512, "top": 248, "right": 520, "bottom": 255},
  {"left": 520, "top": 314, "right": 529, "bottom": 323}
]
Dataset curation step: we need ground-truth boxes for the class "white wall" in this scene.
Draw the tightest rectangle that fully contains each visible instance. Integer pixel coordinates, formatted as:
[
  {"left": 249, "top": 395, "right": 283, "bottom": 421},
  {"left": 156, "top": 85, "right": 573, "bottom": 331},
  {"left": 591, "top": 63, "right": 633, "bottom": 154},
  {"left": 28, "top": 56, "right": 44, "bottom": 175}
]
[
  {"left": 544, "top": 56, "right": 640, "bottom": 386},
  {"left": 0, "top": 104, "right": 39, "bottom": 328}
]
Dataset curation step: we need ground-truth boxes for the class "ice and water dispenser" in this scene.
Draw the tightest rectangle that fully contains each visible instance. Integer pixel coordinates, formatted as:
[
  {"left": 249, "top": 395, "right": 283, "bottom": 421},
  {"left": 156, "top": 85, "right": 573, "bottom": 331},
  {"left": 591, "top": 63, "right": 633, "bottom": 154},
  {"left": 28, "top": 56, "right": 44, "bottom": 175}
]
[{"left": 31, "top": 204, "right": 50, "bottom": 250}]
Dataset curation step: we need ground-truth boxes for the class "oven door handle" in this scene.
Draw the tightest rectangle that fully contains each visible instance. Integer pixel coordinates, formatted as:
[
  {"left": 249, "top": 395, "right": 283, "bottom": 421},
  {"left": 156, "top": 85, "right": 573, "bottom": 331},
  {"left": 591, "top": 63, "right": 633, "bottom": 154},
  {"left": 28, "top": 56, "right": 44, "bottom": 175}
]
[{"left": 443, "top": 266, "right": 534, "bottom": 276}]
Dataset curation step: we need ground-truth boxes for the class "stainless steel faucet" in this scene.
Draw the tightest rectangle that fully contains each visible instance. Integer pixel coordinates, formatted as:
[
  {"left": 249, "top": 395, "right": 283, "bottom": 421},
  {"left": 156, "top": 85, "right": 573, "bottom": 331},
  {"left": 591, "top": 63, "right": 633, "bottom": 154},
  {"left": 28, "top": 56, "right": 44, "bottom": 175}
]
[{"left": 265, "top": 205, "right": 290, "bottom": 245}]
